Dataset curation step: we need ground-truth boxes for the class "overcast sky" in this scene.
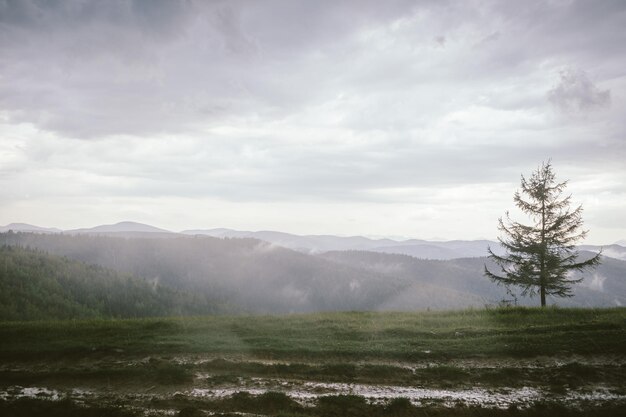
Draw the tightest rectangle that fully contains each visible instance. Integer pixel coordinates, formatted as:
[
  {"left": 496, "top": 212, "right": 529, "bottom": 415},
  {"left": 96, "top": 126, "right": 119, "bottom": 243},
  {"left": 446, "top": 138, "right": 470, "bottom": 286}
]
[{"left": 1, "top": 0, "right": 624, "bottom": 244}]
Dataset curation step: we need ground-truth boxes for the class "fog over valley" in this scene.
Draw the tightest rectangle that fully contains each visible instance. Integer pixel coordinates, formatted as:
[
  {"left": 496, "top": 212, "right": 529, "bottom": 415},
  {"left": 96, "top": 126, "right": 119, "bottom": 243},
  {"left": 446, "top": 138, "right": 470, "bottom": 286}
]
[{"left": 1, "top": 221, "right": 624, "bottom": 319}]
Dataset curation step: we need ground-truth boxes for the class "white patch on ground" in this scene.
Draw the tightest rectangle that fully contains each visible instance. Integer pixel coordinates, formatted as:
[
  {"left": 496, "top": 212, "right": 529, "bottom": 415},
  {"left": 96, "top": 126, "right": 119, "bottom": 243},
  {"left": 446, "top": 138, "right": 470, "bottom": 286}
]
[
  {"left": 142, "top": 409, "right": 178, "bottom": 416},
  {"left": 564, "top": 387, "right": 625, "bottom": 402},
  {"left": 0, "top": 386, "right": 93, "bottom": 402},
  {"left": 0, "top": 386, "right": 61, "bottom": 401},
  {"left": 2, "top": 382, "right": 624, "bottom": 411},
  {"left": 170, "top": 354, "right": 626, "bottom": 370},
  {"left": 188, "top": 379, "right": 626, "bottom": 408}
]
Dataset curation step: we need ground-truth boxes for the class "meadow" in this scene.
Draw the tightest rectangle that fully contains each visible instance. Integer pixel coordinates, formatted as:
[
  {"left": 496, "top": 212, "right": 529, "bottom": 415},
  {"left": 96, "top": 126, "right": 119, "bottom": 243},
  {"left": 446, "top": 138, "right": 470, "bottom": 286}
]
[{"left": 1, "top": 307, "right": 625, "bottom": 416}]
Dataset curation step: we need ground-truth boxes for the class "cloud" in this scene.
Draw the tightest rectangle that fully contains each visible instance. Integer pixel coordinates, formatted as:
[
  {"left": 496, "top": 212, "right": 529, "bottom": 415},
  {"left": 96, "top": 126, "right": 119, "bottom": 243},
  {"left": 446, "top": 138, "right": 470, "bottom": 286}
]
[
  {"left": 0, "top": 0, "right": 420, "bottom": 138},
  {"left": 548, "top": 69, "right": 611, "bottom": 113},
  {"left": 0, "top": 0, "right": 625, "bottom": 243},
  {"left": 1, "top": 0, "right": 624, "bottom": 139}
]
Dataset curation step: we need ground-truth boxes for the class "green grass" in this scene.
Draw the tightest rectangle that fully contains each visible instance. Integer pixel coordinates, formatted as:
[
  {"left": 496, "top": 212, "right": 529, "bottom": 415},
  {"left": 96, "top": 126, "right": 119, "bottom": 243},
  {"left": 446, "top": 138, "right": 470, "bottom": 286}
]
[
  {"left": 1, "top": 308, "right": 625, "bottom": 416},
  {"left": 1, "top": 307, "right": 624, "bottom": 361}
]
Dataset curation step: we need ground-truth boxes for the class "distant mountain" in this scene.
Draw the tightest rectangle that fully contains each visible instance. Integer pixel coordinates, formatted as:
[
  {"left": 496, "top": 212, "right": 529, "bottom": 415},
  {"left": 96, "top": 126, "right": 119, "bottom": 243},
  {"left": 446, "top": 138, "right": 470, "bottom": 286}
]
[
  {"left": 181, "top": 228, "right": 503, "bottom": 259},
  {"left": 2, "top": 222, "right": 620, "bottom": 261},
  {"left": 370, "top": 244, "right": 461, "bottom": 260},
  {"left": 0, "top": 232, "right": 404, "bottom": 314},
  {"left": 181, "top": 228, "right": 406, "bottom": 252},
  {"left": 182, "top": 229, "right": 623, "bottom": 261},
  {"left": 0, "top": 223, "right": 62, "bottom": 234},
  {"left": 67, "top": 221, "right": 173, "bottom": 236},
  {"left": 579, "top": 244, "right": 626, "bottom": 261},
  {"left": 371, "top": 239, "right": 504, "bottom": 260},
  {"left": 614, "top": 240, "right": 626, "bottom": 247},
  {"left": 322, "top": 250, "right": 626, "bottom": 309},
  {"left": 2, "top": 232, "right": 623, "bottom": 313}
]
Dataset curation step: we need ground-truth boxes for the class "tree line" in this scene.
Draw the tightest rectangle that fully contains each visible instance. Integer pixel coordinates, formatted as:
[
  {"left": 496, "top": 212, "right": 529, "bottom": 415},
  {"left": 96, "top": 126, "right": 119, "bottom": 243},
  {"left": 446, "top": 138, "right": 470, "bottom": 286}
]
[{"left": 0, "top": 245, "right": 219, "bottom": 321}]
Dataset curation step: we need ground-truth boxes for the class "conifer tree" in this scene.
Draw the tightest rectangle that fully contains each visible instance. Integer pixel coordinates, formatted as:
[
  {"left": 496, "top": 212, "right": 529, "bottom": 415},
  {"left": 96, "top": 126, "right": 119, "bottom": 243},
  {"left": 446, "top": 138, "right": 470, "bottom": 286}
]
[{"left": 485, "top": 161, "right": 601, "bottom": 307}]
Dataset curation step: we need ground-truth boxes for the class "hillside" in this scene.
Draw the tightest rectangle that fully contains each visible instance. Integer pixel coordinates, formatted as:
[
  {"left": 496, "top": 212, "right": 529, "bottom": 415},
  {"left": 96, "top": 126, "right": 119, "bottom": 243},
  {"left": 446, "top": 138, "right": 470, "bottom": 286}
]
[
  {"left": 323, "top": 250, "right": 626, "bottom": 308},
  {"left": 0, "top": 232, "right": 404, "bottom": 313},
  {"left": 1, "top": 232, "right": 624, "bottom": 313},
  {"left": 580, "top": 244, "right": 626, "bottom": 261},
  {"left": 0, "top": 245, "right": 218, "bottom": 321}
]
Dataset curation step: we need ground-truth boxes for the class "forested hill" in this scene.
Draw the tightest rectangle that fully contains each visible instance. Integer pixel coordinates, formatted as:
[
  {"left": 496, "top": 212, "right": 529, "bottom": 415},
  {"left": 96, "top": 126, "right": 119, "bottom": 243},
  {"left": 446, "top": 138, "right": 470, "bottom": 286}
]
[
  {"left": 0, "top": 232, "right": 405, "bottom": 313},
  {"left": 0, "top": 245, "right": 219, "bottom": 321},
  {"left": 1, "top": 232, "right": 624, "bottom": 316},
  {"left": 321, "top": 250, "right": 626, "bottom": 309}
]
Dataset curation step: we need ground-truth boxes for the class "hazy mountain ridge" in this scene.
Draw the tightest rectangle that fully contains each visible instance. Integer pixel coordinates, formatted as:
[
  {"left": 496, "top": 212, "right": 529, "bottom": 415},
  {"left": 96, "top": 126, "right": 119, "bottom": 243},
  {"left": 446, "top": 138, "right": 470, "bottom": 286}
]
[
  {"left": 0, "top": 223, "right": 62, "bottom": 234},
  {"left": 0, "top": 233, "right": 404, "bottom": 313},
  {"left": 182, "top": 228, "right": 423, "bottom": 253},
  {"left": 2, "top": 222, "right": 623, "bottom": 261},
  {"left": 579, "top": 244, "right": 626, "bottom": 261},
  {"left": 321, "top": 250, "right": 626, "bottom": 308},
  {"left": 1, "top": 231, "right": 624, "bottom": 314}
]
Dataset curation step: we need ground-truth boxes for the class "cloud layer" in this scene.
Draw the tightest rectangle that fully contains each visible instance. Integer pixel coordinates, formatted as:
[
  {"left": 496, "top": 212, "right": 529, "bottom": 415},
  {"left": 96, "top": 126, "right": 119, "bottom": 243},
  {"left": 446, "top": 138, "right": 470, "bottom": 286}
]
[{"left": 1, "top": 0, "right": 625, "bottom": 243}]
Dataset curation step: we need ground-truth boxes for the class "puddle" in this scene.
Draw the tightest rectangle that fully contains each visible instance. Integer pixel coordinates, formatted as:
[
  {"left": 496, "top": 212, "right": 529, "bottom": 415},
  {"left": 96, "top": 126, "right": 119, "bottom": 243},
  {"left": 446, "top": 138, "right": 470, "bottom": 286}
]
[
  {"left": 188, "top": 379, "right": 626, "bottom": 408},
  {"left": 168, "top": 354, "right": 626, "bottom": 371},
  {"left": 0, "top": 386, "right": 93, "bottom": 402},
  {"left": 1, "top": 382, "right": 623, "bottom": 410},
  {"left": 0, "top": 386, "right": 61, "bottom": 401},
  {"left": 189, "top": 382, "right": 540, "bottom": 407}
]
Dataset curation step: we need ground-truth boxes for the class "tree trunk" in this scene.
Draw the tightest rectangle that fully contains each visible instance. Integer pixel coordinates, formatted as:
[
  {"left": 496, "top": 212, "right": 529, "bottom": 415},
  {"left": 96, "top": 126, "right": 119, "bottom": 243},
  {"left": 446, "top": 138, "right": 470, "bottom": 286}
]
[{"left": 540, "top": 189, "right": 547, "bottom": 308}]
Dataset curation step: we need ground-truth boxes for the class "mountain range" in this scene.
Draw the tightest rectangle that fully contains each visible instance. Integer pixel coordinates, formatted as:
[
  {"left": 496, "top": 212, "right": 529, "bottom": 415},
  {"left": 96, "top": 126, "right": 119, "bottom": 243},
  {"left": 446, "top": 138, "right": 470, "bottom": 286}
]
[
  {"left": 0, "top": 223, "right": 63, "bottom": 234},
  {"left": 1, "top": 228, "right": 624, "bottom": 317},
  {"left": 2, "top": 222, "right": 623, "bottom": 261}
]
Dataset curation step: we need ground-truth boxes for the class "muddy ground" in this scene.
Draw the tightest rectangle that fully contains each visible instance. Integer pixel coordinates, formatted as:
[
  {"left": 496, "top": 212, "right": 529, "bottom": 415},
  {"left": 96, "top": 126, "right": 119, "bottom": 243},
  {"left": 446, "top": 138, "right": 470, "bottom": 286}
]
[{"left": 1, "top": 354, "right": 625, "bottom": 416}]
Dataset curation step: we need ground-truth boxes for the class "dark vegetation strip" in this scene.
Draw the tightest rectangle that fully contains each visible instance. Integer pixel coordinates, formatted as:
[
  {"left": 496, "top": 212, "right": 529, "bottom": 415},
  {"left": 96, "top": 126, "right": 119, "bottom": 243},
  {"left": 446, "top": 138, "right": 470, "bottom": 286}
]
[{"left": 1, "top": 308, "right": 624, "bottom": 361}]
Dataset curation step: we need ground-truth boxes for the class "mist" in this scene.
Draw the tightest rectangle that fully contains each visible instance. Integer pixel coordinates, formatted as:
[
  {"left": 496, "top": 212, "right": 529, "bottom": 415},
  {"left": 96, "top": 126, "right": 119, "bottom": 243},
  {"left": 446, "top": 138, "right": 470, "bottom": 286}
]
[{"left": 2, "top": 227, "right": 623, "bottom": 317}]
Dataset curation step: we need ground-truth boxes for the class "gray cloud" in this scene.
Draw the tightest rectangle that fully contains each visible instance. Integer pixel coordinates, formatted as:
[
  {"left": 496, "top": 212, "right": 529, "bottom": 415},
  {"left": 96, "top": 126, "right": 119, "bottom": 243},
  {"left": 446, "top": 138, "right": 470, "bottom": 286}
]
[
  {"left": 0, "top": 0, "right": 420, "bottom": 137},
  {"left": 548, "top": 69, "right": 611, "bottom": 113},
  {"left": 1, "top": 0, "right": 624, "bottom": 138},
  {"left": 0, "top": 0, "right": 625, "bottom": 242}
]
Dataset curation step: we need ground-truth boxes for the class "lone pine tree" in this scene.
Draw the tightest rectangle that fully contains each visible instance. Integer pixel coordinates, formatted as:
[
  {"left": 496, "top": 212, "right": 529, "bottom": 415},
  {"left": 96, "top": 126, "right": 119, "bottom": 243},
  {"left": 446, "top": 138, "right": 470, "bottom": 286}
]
[{"left": 485, "top": 161, "right": 601, "bottom": 307}]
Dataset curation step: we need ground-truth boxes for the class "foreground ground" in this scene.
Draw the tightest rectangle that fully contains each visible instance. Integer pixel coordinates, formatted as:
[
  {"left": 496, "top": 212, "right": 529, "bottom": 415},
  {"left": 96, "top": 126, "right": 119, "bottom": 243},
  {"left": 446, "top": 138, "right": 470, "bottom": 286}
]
[{"left": 0, "top": 307, "right": 625, "bottom": 416}]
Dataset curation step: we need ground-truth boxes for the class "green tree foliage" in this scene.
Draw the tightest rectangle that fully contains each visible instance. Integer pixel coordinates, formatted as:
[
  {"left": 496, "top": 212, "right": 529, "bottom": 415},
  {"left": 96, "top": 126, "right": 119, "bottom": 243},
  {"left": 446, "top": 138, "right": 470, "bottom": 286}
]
[
  {"left": 0, "top": 233, "right": 402, "bottom": 313},
  {"left": 0, "top": 245, "right": 218, "bottom": 321},
  {"left": 484, "top": 161, "right": 601, "bottom": 306}
]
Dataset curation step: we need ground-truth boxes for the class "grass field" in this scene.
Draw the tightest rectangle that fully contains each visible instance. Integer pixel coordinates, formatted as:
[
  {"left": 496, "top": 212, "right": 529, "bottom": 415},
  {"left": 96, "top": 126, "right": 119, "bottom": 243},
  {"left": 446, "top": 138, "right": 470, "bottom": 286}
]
[{"left": 1, "top": 307, "right": 625, "bottom": 416}]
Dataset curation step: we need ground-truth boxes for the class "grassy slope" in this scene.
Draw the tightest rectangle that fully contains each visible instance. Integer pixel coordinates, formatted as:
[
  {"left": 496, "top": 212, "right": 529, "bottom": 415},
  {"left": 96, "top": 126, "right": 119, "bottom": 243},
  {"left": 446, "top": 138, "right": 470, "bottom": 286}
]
[
  {"left": 1, "top": 308, "right": 625, "bottom": 417},
  {"left": 1, "top": 307, "right": 624, "bottom": 361}
]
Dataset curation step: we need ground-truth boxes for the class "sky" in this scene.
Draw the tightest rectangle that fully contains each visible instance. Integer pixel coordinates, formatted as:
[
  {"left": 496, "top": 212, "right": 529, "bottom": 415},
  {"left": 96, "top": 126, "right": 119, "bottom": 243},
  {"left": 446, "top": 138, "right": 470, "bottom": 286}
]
[{"left": 0, "top": 0, "right": 625, "bottom": 244}]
